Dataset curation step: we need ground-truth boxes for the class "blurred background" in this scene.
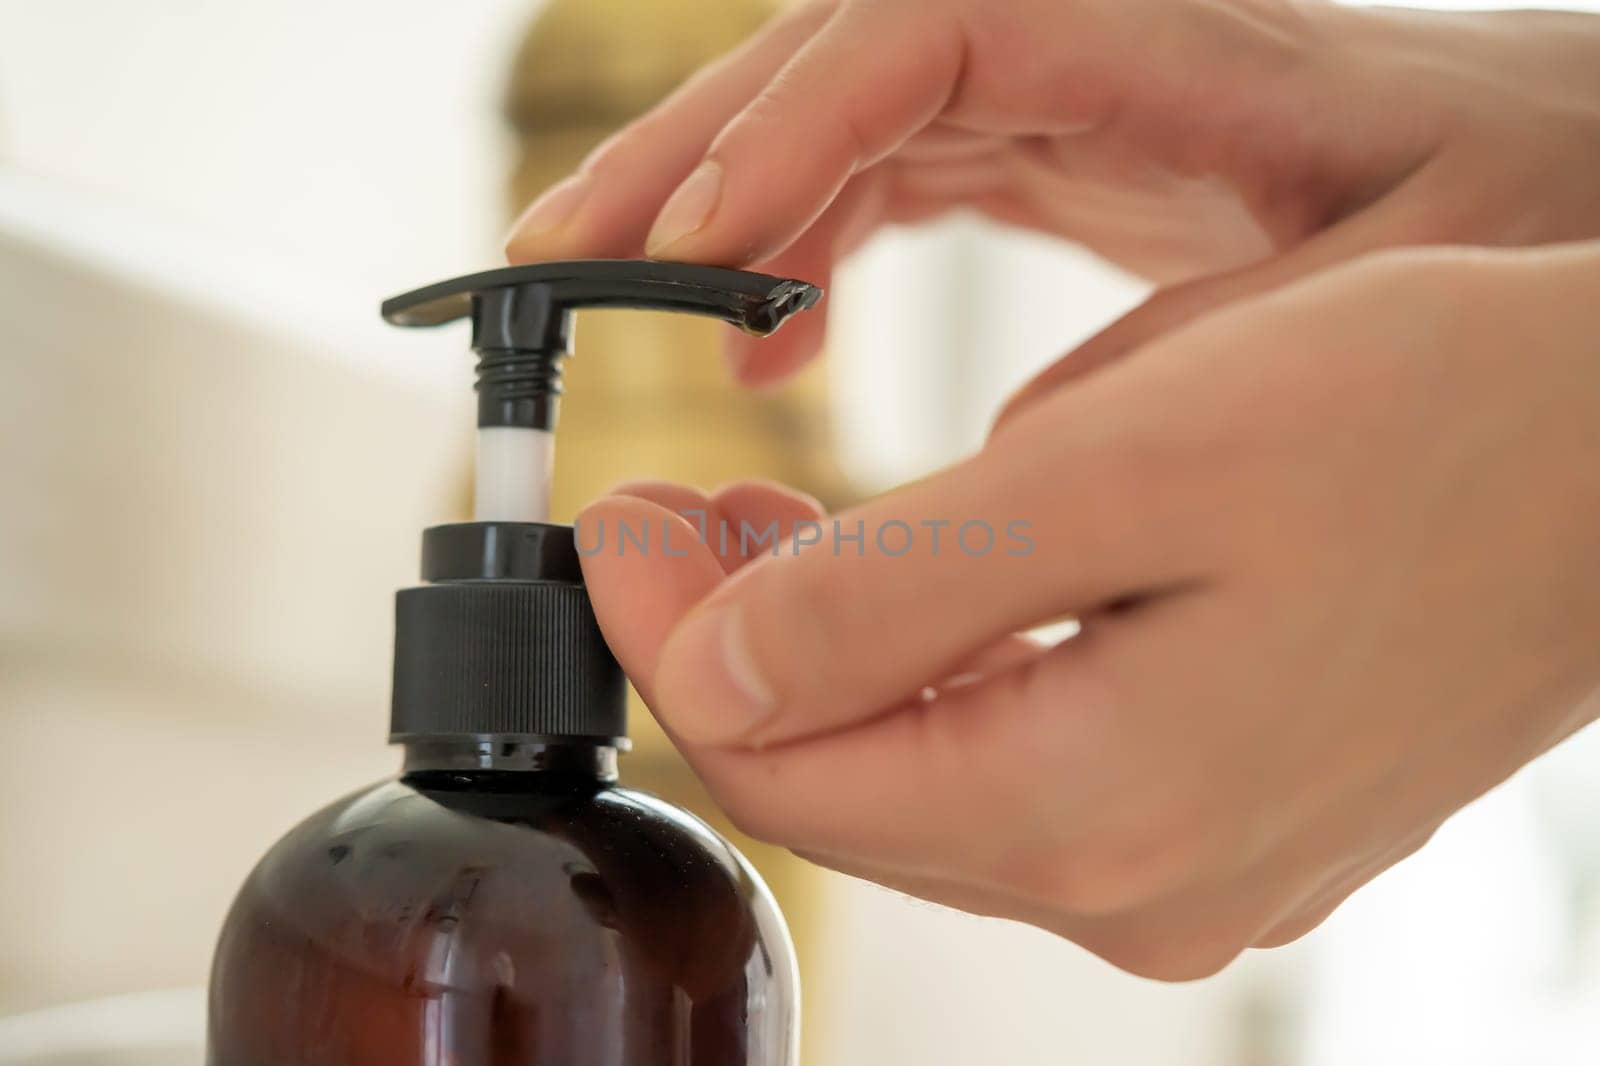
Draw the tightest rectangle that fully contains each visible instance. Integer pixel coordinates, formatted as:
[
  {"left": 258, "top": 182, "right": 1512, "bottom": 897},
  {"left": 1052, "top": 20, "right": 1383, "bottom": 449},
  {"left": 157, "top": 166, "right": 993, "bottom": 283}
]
[{"left": 2, "top": 0, "right": 1600, "bottom": 1063}]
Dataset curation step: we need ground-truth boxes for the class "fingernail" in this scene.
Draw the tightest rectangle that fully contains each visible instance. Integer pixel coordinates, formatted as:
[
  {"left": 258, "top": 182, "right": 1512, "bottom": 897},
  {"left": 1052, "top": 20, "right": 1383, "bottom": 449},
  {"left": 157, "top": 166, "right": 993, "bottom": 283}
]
[
  {"left": 506, "top": 174, "right": 588, "bottom": 248},
  {"left": 647, "top": 161, "right": 723, "bottom": 256},
  {"left": 657, "top": 602, "right": 776, "bottom": 744}
]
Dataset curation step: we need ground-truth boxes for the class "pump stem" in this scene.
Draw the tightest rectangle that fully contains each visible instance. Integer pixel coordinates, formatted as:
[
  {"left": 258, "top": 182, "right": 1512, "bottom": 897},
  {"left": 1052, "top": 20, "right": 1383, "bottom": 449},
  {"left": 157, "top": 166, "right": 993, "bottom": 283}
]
[{"left": 476, "top": 426, "right": 553, "bottom": 522}]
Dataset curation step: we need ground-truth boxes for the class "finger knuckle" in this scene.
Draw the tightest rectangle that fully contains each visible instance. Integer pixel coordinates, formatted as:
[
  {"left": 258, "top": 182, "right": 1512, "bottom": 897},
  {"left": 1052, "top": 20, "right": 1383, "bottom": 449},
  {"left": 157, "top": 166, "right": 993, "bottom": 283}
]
[
  {"left": 716, "top": 790, "right": 794, "bottom": 847},
  {"left": 1094, "top": 929, "right": 1245, "bottom": 983},
  {"left": 1355, "top": 245, "right": 1505, "bottom": 301},
  {"left": 1009, "top": 819, "right": 1207, "bottom": 917},
  {"left": 580, "top": 135, "right": 648, "bottom": 186}
]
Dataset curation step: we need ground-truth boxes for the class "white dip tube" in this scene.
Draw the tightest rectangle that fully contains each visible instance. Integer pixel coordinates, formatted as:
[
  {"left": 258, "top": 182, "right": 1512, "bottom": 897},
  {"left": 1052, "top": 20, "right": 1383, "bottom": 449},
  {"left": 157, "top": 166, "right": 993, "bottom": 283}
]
[{"left": 475, "top": 426, "right": 554, "bottom": 523}]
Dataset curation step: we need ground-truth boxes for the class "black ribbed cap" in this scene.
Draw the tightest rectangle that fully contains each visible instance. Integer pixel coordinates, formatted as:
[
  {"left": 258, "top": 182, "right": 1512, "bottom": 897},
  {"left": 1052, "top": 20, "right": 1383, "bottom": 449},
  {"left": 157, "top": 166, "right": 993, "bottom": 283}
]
[{"left": 390, "top": 522, "right": 626, "bottom": 742}]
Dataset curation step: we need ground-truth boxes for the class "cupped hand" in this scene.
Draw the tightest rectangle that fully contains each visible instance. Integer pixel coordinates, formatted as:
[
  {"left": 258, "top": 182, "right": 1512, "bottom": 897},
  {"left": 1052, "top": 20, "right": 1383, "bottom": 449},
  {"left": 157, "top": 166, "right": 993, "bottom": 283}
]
[
  {"left": 577, "top": 242, "right": 1600, "bottom": 979},
  {"left": 506, "top": 0, "right": 1600, "bottom": 387}
]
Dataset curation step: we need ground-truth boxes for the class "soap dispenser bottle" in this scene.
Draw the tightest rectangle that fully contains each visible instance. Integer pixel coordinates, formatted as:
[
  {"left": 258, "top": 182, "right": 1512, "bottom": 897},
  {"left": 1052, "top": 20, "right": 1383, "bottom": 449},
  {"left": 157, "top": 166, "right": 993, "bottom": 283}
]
[{"left": 206, "top": 261, "right": 821, "bottom": 1066}]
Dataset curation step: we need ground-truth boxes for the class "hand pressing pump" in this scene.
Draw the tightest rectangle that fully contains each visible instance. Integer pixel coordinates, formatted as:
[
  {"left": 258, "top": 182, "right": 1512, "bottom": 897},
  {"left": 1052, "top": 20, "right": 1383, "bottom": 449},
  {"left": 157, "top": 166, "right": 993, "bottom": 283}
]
[{"left": 206, "top": 261, "right": 821, "bottom": 1066}]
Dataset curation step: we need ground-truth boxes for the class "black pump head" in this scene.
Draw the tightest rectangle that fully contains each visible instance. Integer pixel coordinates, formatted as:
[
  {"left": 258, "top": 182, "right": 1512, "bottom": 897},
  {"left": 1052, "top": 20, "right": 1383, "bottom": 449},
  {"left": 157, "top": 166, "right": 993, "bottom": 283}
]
[
  {"left": 378, "top": 260, "right": 822, "bottom": 745},
  {"left": 381, "top": 259, "right": 822, "bottom": 431}
]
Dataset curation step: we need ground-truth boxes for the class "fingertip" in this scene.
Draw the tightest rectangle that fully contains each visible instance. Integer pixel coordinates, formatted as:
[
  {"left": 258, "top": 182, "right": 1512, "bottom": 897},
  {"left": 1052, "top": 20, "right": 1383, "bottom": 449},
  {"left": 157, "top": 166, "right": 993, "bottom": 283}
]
[
  {"left": 604, "top": 479, "right": 713, "bottom": 515},
  {"left": 706, "top": 478, "right": 828, "bottom": 573},
  {"left": 709, "top": 478, "right": 825, "bottom": 525},
  {"left": 728, "top": 303, "right": 828, "bottom": 387},
  {"left": 644, "top": 160, "right": 729, "bottom": 262},
  {"left": 504, "top": 173, "right": 592, "bottom": 264},
  {"left": 735, "top": 345, "right": 818, "bottom": 390},
  {"left": 726, "top": 333, "right": 796, "bottom": 389},
  {"left": 723, "top": 193, "right": 850, "bottom": 386},
  {"left": 577, "top": 495, "right": 725, "bottom": 595},
  {"left": 577, "top": 495, "right": 723, "bottom": 586},
  {"left": 577, "top": 495, "right": 727, "bottom": 703},
  {"left": 724, "top": 330, "right": 760, "bottom": 382}
]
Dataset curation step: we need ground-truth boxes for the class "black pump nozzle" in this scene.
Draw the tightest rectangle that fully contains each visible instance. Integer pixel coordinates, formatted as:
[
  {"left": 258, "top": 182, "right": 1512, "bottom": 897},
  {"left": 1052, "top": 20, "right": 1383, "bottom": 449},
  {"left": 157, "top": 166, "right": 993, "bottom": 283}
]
[
  {"left": 379, "top": 259, "right": 819, "bottom": 739},
  {"left": 381, "top": 260, "right": 822, "bottom": 431},
  {"left": 377, "top": 260, "right": 821, "bottom": 743}
]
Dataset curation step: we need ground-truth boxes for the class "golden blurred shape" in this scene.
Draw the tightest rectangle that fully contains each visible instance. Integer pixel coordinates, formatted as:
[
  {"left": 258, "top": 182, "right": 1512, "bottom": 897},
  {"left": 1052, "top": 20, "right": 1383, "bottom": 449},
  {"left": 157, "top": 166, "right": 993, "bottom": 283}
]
[{"left": 507, "top": 0, "right": 780, "bottom": 132}]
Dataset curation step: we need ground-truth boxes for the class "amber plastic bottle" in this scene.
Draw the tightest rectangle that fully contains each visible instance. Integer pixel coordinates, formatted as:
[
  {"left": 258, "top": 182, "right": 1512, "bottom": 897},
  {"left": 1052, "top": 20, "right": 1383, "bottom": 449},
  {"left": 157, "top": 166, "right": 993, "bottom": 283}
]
[
  {"left": 207, "top": 262, "right": 820, "bottom": 1065},
  {"left": 207, "top": 739, "right": 796, "bottom": 1065}
]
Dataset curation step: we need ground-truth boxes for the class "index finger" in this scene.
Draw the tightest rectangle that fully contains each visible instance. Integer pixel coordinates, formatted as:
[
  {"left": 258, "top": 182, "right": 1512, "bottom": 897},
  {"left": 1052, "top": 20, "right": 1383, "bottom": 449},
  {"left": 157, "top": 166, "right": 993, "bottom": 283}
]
[
  {"left": 504, "top": 1, "right": 836, "bottom": 263},
  {"left": 643, "top": 0, "right": 966, "bottom": 264}
]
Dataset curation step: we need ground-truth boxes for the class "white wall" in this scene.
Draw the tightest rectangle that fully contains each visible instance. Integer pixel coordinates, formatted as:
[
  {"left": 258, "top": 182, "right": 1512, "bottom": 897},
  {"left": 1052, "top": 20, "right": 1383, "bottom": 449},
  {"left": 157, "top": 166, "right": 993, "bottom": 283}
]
[{"left": 0, "top": 0, "right": 532, "bottom": 289}]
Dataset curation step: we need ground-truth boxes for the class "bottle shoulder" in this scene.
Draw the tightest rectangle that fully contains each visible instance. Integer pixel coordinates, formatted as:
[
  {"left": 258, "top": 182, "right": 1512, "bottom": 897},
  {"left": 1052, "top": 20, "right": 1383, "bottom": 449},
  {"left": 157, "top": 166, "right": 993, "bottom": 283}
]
[
  {"left": 217, "top": 774, "right": 788, "bottom": 1000},
  {"left": 263, "top": 775, "right": 757, "bottom": 899}
]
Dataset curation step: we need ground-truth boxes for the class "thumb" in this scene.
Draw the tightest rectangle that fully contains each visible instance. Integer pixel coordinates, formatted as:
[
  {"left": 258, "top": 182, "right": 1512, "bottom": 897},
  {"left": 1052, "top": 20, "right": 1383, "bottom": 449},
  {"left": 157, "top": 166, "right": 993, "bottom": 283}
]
[{"left": 577, "top": 496, "right": 725, "bottom": 711}]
